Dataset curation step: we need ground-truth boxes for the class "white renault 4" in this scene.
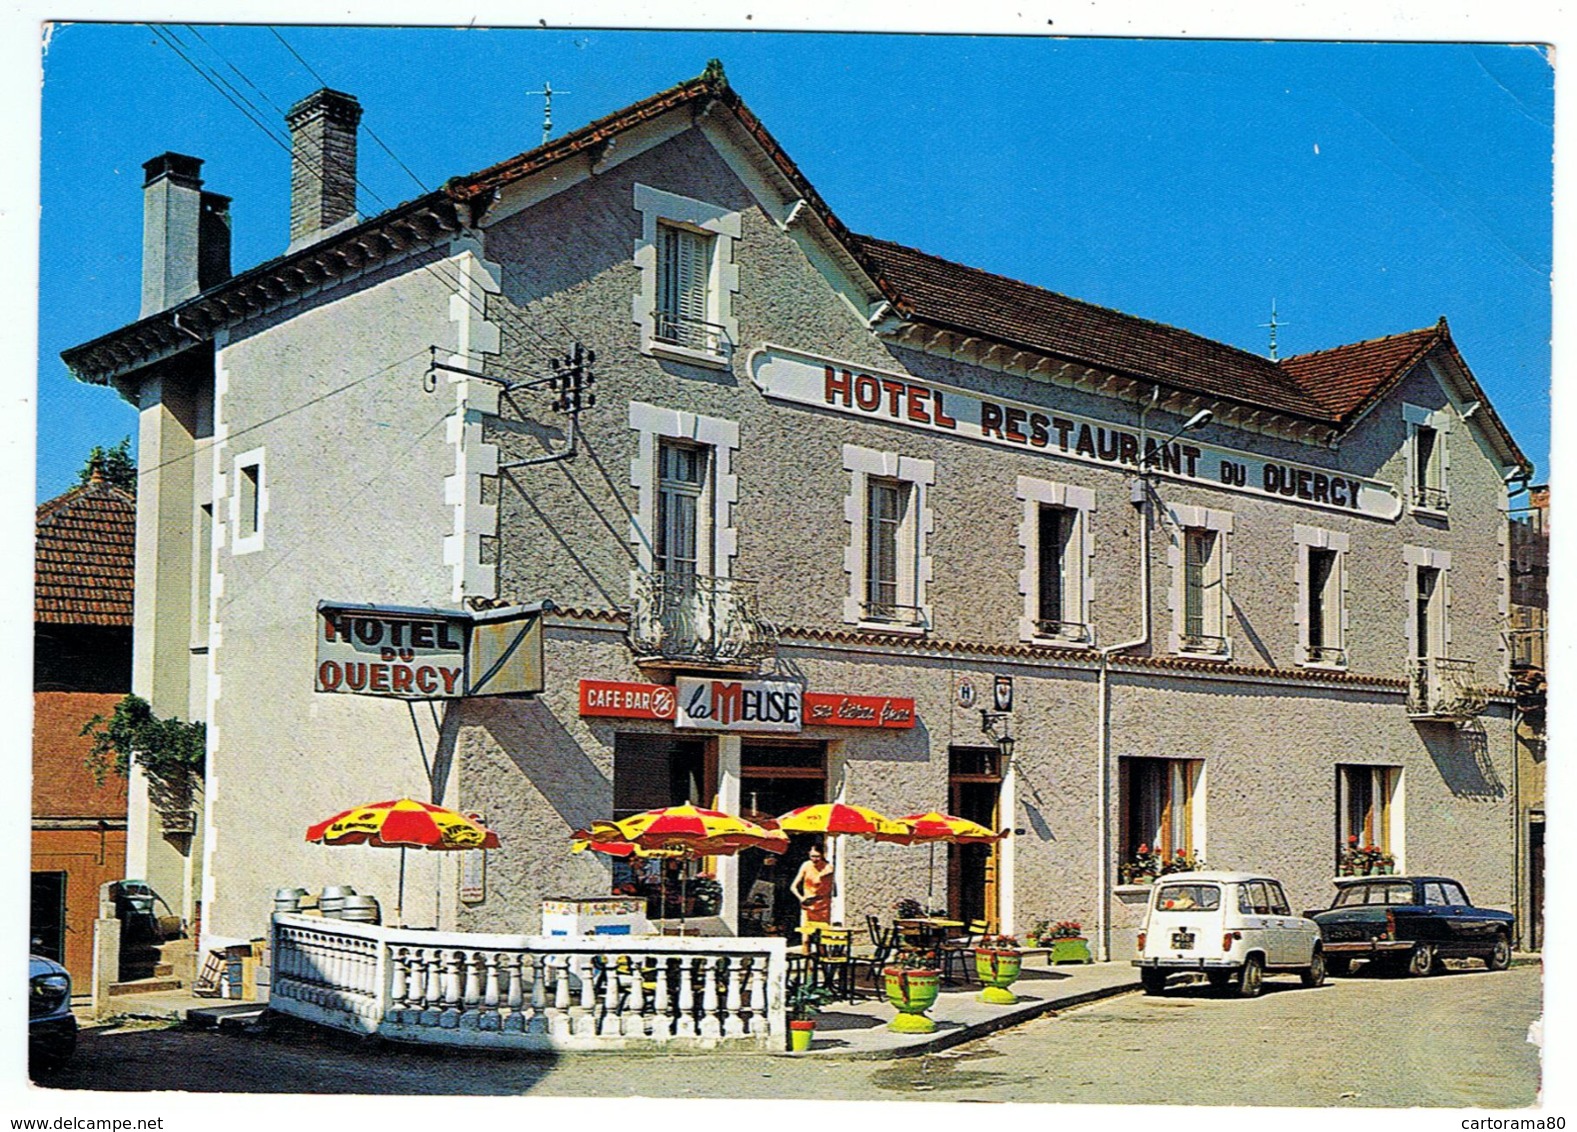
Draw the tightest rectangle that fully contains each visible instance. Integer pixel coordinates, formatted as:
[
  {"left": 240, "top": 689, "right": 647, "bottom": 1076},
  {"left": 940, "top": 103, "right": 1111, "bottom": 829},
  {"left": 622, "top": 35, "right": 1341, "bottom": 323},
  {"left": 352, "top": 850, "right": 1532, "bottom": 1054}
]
[{"left": 1133, "top": 871, "right": 1325, "bottom": 997}]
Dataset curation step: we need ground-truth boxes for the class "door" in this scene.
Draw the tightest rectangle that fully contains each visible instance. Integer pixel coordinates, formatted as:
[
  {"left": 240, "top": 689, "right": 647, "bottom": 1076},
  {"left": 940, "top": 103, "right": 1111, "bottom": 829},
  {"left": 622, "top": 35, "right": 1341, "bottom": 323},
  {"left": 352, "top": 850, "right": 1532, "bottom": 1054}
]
[
  {"left": 1264, "top": 880, "right": 1306, "bottom": 966},
  {"left": 1530, "top": 819, "right": 1544, "bottom": 951},
  {"left": 947, "top": 746, "right": 1002, "bottom": 927},
  {"left": 30, "top": 871, "right": 67, "bottom": 962}
]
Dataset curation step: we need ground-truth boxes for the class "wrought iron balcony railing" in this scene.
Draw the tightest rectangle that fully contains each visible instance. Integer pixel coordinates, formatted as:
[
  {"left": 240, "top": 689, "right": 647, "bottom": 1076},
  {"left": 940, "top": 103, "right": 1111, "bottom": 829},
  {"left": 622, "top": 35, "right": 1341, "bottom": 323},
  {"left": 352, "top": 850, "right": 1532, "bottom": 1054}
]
[
  {"left": 1304, "top": 645, "right": 1348, "bottom": 667},
  {"left": 1411, "top": 484, "right": 1450, "bottom": 512},
  {"left": 858, "top": 601, "right": 929, "bottom": 630},
  {"left": 1407, "top": 657, "right": 1487, "bottom": 720},
  {"left": 652, "top": 312, "right": 732, "bottom": 358},
  {"left": 628, "top": 572, "right": 776, "bottom": 667},
  {"left": 1178, "top": 633, "right": 1229, "bottom": 657}
]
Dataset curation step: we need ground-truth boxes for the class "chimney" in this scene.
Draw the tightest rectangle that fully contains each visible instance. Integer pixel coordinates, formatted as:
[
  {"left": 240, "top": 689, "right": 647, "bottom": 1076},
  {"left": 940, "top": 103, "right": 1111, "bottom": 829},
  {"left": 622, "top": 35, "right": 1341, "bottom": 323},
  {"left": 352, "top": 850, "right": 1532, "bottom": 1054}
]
[
  {"left": 141, "top": 153, "right": 229, "bottom": 317},
  {"left": 287, "top": 88, "right": 362, "bottom": 249}
]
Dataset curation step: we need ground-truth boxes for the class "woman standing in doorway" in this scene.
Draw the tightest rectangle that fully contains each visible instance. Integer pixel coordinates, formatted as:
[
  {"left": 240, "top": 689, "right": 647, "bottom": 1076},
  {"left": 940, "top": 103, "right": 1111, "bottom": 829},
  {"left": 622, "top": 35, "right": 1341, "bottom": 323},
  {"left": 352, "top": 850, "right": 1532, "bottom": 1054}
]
[{"left": 791, "top": 843, "right": 835, "bottom": 927}]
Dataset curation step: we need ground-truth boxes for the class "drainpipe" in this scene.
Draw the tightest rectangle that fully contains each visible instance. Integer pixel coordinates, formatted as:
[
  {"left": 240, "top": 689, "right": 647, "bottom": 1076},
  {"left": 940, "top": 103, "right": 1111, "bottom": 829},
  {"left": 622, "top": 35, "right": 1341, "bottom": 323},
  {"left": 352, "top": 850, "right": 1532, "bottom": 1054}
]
[{"left": 1094, "top": 388, "right": 1159, "bottom": 961}]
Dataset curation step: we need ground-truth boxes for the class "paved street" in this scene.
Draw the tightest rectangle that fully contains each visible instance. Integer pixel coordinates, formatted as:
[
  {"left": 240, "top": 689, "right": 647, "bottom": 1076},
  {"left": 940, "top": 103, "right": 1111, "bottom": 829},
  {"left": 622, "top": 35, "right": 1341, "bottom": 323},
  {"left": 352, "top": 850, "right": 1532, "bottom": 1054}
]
[{"left": 35, "top": 964, "right": 1540, "bottom": 1107}]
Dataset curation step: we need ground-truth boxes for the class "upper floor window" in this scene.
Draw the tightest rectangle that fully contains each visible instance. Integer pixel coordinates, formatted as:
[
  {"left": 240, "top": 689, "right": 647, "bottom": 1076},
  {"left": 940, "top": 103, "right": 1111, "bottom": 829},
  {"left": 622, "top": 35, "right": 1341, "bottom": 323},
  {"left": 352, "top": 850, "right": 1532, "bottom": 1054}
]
[
  {"left": 1295, "top": 525, "right": 1349, "bottom": 668},
  {"left": 633, "top": 185, "right": 740, "bottom": 368},
  {"left": 1166, "top": 504, "right": 1232, "bottom": 658},
  {"left": 656, "top": 440, "right": 709, "bottom": 576},
  {"left": 655, "top": 223, "right": 717, "bottom": 353},
  {"left": 842, "top": 445, "right": 934, "bottom": 632},
  {"left": 1415, "top": 565, "right": 1443, "bottom": 659},
  {"left": 230, "top": 447, "right": 266, "bottom": 556},
  {"left": 865, "top": 477, "right": 907, "bottom": 618},
  {"left": 1404, "top": 403, "right": 1450, "bottom": 514},
  {"left": 1016, "top": 477, "right": 1094, "bottom": 646}
]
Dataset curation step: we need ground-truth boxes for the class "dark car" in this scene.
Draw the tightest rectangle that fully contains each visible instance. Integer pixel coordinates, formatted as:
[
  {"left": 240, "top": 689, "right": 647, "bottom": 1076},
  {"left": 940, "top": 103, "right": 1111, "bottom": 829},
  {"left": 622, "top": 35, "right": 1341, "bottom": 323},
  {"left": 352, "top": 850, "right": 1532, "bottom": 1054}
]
[
  {"left": 29, "top": 954, "right": 77, "bottom": 1074},
  {"left": 1309, "top": 876, "right": 1514, "bottom": 977}
]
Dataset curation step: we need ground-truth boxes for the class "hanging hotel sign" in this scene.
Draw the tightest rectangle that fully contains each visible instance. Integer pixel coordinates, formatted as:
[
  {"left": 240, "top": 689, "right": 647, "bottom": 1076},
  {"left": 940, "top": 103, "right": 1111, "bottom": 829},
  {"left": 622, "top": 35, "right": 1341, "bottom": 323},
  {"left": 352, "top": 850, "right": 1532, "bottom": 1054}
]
[
  {"left": 315, "top": 601, "right": 549, "bottom": 700},
  {"left": 748, "top": 344, "right": 1402, "bottom": 521}
]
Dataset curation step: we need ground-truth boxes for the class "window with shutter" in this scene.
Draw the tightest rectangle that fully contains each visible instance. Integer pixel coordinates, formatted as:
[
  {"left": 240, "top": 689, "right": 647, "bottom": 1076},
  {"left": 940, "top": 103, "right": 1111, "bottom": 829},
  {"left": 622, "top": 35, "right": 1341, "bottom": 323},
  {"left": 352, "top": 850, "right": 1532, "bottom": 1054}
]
[
  {"left": 656, "top": 224, "right": 714, "bottom": 351},
  {"left": 866, "top": 478, "right": 904, "bottom": 615}
]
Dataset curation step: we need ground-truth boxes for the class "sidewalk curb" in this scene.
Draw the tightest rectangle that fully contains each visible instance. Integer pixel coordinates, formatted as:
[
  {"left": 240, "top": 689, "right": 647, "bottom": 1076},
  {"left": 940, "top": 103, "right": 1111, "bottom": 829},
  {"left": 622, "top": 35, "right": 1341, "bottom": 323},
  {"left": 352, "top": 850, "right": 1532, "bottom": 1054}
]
[{"left": 789, "top": 978, "right": 1143, "bottom": 1060}]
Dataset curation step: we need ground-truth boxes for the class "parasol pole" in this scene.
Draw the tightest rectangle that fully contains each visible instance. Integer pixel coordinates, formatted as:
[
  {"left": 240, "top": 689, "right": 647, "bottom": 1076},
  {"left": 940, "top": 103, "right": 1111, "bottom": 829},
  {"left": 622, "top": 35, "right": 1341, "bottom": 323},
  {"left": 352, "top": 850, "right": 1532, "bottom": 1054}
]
[
  {"left": 397, "top": 846, "right": 407, "bottom": 928},
  {"left": 927, "top": 843, "right": 936, "bottom": 912}
]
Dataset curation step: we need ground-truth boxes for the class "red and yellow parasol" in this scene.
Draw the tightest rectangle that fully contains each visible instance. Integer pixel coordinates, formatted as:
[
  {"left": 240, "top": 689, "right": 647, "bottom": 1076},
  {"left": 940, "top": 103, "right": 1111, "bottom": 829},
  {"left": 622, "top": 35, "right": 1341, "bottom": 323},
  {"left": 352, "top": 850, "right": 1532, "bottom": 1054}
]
[
  {"left": 776, "top": 801, "right": 906, "bottom": 839},
  {"left": 876, "top": 811, "right": 1004, "bottom": 846},
  {"left": 306, "top": 798, "right": 500, "bottom": 926}
]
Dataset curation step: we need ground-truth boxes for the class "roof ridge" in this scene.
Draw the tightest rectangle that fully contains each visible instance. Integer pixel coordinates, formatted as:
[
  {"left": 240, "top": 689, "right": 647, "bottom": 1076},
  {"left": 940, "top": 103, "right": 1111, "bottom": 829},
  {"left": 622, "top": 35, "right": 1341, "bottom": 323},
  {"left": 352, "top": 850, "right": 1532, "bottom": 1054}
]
[
  {"left": 853, "top": 233, "right": 1284, "bottom": 373},
  {"left": 1279, "top": 320, "right": 1443, "bottom": 365}
]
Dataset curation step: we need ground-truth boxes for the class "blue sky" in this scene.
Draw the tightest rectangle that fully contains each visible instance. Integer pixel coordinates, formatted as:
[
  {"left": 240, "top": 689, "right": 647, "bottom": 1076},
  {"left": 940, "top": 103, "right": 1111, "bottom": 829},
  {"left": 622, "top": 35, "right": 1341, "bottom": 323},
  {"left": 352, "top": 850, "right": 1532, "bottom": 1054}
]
[{"left": 36, "top": 27, "right": 1552, "bottom": 499}]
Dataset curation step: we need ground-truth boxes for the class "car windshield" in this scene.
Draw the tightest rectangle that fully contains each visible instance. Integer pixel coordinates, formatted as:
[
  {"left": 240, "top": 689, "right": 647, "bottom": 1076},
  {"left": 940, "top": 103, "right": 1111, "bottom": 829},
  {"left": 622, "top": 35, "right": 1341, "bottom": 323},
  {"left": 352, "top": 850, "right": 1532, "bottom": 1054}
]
[
  {"left": 1333, "top": 882, "right": 1414, "bottom": 907},
  {"left": 1154, "top": 883, "right": 1220, "bottom": 911}
]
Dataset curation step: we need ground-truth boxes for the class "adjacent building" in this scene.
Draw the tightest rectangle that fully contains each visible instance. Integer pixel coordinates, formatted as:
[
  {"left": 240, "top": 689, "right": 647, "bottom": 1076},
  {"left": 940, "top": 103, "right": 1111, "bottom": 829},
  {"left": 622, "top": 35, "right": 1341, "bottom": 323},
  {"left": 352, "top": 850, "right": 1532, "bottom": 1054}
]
[
  {"left": 62, "top": 68, "right": 1535, "bottom": 959},
  {"left": 32, "top": 469, "right": 135, "bottom": 984}
]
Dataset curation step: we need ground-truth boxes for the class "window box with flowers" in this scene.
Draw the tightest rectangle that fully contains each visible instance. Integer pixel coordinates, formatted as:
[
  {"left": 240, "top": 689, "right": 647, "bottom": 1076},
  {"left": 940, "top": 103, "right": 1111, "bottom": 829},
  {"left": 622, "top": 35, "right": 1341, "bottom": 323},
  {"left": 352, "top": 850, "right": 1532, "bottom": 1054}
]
[
  {"left": 1119, "top": 845, "right": 1208, "bottom": 884},
  {"left": 973, "top": 934, "right": 1023, "bottom": 1004},
  {"left": 883, "top": 946, "right": 941, "bottom": 1033},
  {"left": 1338, "top": 836, "right": 1396, "bottom": 877}
]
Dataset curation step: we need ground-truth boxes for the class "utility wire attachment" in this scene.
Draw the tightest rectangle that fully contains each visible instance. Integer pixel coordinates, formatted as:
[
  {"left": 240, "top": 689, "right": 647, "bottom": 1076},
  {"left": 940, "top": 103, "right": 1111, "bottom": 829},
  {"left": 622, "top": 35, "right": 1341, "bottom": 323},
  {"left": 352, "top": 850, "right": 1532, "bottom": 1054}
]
[{"left": 496, "top": 341, "right": 597, "bottom": 469}]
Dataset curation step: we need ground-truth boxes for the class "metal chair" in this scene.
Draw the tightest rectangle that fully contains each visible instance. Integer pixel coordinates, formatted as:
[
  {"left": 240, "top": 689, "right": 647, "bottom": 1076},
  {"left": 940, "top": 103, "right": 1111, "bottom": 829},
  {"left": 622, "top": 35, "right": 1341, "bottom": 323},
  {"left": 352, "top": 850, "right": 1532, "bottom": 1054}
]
[
  {"left": 860, "top": 915, "right": 900, "bottom": 990},
  {"left": 810, "top": 926, "right": 857, "bottom": 1000},
  {"left": 940, "top": 918, "right": 991, "bottom": 984}
]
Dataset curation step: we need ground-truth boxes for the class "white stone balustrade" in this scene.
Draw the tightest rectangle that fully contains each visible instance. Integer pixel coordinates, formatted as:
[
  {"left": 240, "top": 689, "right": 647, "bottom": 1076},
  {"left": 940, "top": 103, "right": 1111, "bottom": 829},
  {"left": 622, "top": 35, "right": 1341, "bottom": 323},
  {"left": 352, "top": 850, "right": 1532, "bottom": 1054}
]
[{"left": 270, "top": 913, "right": 788, "bottom": 1051}]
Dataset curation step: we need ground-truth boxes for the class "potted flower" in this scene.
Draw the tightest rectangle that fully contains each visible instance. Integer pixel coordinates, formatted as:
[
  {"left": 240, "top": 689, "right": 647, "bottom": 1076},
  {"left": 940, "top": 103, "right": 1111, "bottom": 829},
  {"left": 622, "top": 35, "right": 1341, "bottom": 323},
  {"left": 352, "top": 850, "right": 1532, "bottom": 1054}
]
[
  {"left": 1160, "top": 849, "right": 1207, "bottom": 875},
  {"left": 973, "top": 934, "right": 1023, "bottom": 1004},
  {"left": 1339, "top": 837, "right": 1396, "bottom": 876},
  {"left": 1024, "top": 919, "right": 1048, "bottom": 948},
  {"left": 1046, "top": 920, "right": 1093, "bottom": 964},
  {"left": 883, "top": 946, "right": 942, "bottom": 1033},
  {"left": 1119, "top": 844, "right": 1163, "bottom": 884},
  {"left": 690, "top": 874, "right": 723, "bottom": 916},
  {"left": 786, "top": 980, "right": 836, "bottom": 1051}
]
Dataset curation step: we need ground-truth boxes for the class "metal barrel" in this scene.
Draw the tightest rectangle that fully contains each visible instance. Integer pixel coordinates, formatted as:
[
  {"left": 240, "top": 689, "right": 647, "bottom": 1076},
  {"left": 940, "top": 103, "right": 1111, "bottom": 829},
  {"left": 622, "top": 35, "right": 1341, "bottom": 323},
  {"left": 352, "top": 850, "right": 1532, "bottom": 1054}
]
[
  {"left": 318, "top": 885, "right": 357, "bottom": 918},
  {"left": 339, "top": 895, "right": 380, "bottom": 924},
  {"left": 273, "top": 887, "right": 308, "bottom": 914}
]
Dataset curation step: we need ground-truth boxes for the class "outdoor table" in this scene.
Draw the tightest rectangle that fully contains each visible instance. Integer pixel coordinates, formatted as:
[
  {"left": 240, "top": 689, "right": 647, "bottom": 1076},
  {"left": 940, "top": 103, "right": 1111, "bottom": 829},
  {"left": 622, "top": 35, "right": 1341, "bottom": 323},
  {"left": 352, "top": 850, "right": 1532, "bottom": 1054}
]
[{"left": 896, "top": 917, "right": 964, "bottom": 948}]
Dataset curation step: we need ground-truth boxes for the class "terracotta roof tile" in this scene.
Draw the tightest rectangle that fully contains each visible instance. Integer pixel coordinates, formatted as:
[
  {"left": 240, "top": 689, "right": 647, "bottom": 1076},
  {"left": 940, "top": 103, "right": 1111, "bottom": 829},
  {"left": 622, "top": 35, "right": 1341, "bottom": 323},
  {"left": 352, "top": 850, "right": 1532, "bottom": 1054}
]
[
  {"left": 1279, "top": 323, "right": 1444, "bottom": 420},
  {"left": 33, "top": 692, "right": 130, "bottom": 818},
  {"left": 854, "top": 236, "right": 1334, "bottom": 422},
  {"left": 36, "top": 482, "right": 136, "bottom": 626}
]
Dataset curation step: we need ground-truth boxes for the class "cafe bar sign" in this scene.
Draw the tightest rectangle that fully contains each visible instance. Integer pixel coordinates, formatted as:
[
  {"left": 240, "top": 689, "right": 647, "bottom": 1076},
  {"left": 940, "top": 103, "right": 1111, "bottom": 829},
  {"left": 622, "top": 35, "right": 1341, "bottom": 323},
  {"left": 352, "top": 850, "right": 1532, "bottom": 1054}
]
[
  {"left": 315, "top": 600, "right": 550, "bottom": 700},
  {"left": 578, "top": 680, "right": 916, "bottom": 732},
  {"left": 748, "top": 344, "right": 1403, "bottom": 521}
]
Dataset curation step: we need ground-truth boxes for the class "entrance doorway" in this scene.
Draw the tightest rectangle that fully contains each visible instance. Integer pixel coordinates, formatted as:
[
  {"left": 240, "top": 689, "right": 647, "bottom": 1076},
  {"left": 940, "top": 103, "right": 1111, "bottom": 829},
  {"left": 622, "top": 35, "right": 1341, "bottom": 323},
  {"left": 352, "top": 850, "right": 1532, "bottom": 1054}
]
[
  {"left": 31, "top": 871, "right": 66, "bottom": 961},
  {"left": 738, "top": 741, "right": 827, "bottom": 937},
  {"left": 948, "top": 746, "right": 1002, "bottom": 928},
  {"left": 1529, "top": 815, "right": 1544, "bottom": 951}
]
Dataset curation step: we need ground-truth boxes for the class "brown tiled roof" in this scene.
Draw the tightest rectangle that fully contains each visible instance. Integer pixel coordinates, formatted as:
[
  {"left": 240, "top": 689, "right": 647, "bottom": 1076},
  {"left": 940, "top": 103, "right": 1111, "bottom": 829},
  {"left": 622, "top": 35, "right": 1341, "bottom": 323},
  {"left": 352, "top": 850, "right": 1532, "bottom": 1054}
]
[
  {"left": 1278, "top": 323, "right": 1444, "bottom": 419},
  {"left": 33, "top": 692, "right": 130, "bottom": 818},
  {"left": 36, "top": 481, "right": 136, "bottom": 626},
  {"left": 854, "top": 236, "right": 1334, "bottom": 423}
]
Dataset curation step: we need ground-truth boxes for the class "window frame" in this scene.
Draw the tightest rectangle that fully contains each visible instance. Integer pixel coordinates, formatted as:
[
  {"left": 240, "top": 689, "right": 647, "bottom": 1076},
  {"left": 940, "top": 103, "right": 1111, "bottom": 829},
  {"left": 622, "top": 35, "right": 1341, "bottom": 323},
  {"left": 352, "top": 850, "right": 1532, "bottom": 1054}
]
[
  {"left": 1016, "top": 477, "right": 1095, "bottom": 646},
  {"left": 1404, "top": 403, "right": 1451, "bottom": 516},
  {"left": 629, "top": 403, "right": 739, "bottom": 580},
  {"left": 633, "top": 184, "right": 740, "bottom": 369},
  {"left": 655, "top": 439, "right": 710, "bottom": 577},
  {"left": 229, "top": 446, "right": 267, "bottom": 556},
  {"left": 1120, "top": 756, "right": 1204, "bottom": 864},
  {"left": 1295, "top": 525, "right": 1350, "bottom": 668},
  {"left": 1165, "top": 504, "right": 1233, "bottom": 658},
  {"left": 1337, "top": 763, "right": 1402, "bottom": 867},
  {"left": 841, "top": 444, "right": 934, "bottom": 633}
]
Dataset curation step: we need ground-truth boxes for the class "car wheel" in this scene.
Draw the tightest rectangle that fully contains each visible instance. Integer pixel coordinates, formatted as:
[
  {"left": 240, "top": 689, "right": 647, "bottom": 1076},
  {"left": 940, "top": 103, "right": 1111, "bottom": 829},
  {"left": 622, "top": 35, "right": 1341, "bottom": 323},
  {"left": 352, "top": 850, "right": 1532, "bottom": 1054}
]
[
  {"left": 1326, "top": 955, "right": 1352, "bottom": 977},
  {"left": 1235, "top": 955, "right": 1264, "bottom": 998},
  {"left": 1301, "top": 949, "right": 1327, "bottom": 987},
  {"left": 1486, "top": 933, "right": 1512, "bottom": 971},
  {"left": 1405, "top": 943, "right": 1437, "bottom": 977},
  {"left": 1140, "top": 969, "right": 1168, "bottom": 995}
]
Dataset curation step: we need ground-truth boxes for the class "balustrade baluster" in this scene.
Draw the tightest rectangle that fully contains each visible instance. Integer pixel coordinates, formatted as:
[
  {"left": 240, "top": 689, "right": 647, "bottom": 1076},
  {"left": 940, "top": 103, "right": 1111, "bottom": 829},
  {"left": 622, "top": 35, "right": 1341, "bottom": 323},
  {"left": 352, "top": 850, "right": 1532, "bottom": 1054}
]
[
  {"left": 598, "top": 956, "right": 621, "bottom": 1037},
  {"left": 650, "top": 956, "right": 673, "bottom": 1039},
  {"left": 674, "top": 956, "right": 697, "bottom": 1038},
  {"left": 387, "top": 947, "right": 411, "bottom": 1023},
  {"left": 440, "top": 950, "right": 464, "bottom": 1028},
  {"left": 723, "top": 958, "right": 745, "bottom": 1037},
  {"left": 699, "top": 956, "right": 722, "bottom": 1039},
  {"left": 573, "top": 955, "right": 597, "bottom": 1038},
  {"left": 746, "top": 957, "right": 768, "bottom": 1035},
  {"left": 622, "top": 955, "right": 647, "bottom": 1037},
  {"left": 421, "top": 948, "right": 444, "bottom": 1026}
]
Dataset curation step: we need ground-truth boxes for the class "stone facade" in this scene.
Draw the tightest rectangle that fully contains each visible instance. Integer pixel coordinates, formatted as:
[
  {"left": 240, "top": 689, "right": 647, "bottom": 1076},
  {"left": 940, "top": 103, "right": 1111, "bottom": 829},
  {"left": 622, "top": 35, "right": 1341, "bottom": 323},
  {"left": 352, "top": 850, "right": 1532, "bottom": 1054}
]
[{"left": 63, "top": 75, "right": 1530, "bottom": 956}]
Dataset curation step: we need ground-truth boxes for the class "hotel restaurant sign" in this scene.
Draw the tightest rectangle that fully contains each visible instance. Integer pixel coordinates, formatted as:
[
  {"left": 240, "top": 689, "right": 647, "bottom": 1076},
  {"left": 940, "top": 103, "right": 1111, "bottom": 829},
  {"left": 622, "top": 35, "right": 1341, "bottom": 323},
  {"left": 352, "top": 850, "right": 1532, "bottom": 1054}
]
[
  {"left": 315, "top": 601, "right": 549, "bottom": 700},
  {"left": 580, "top": 679, "right": 915, "bottom": 734},
  {"left": 749, "top": 344, "right": 1402, "bottom": 521}
]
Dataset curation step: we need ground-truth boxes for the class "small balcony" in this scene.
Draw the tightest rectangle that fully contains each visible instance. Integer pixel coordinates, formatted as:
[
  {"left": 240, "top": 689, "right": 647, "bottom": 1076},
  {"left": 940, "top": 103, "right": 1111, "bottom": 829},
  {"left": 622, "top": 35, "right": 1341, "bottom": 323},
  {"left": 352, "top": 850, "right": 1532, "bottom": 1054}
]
[
  {"left": 1407, "top": 657, "right": 1488, "bottom": 720},
  {"left": 1303, "top": 644, "right": 1348, "bottom": 668},
  {"left": 858, "top": 601, "right": 929, "bottom": 631},
  {"left": 1410, "top": 484, "right": 1450, "bottom": 513},
  {"left": 1178, "top": 633, "right": 1229, "bottom": 657},
  {"left": 628, "top": 572, "right": 776, "bottom": 671},
  {"left": 1032, "top": 619, "right": 1093, "bottom": 646}
]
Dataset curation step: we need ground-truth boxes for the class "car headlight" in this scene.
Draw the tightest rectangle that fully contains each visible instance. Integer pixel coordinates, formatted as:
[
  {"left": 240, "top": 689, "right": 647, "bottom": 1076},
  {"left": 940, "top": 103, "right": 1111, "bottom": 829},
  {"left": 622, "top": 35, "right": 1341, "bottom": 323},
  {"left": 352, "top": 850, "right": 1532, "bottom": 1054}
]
[{"left": 31, "top": 973, "right": 70, "bottom": 1016}]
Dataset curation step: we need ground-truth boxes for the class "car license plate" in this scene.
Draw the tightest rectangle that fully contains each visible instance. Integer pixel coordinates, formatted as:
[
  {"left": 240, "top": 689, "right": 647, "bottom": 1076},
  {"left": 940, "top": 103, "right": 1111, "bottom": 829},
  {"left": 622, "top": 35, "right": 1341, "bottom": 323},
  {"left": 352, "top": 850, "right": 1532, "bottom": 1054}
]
[{"left": 1171, "top": 930, "right": 1195, "bottom": 950}]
